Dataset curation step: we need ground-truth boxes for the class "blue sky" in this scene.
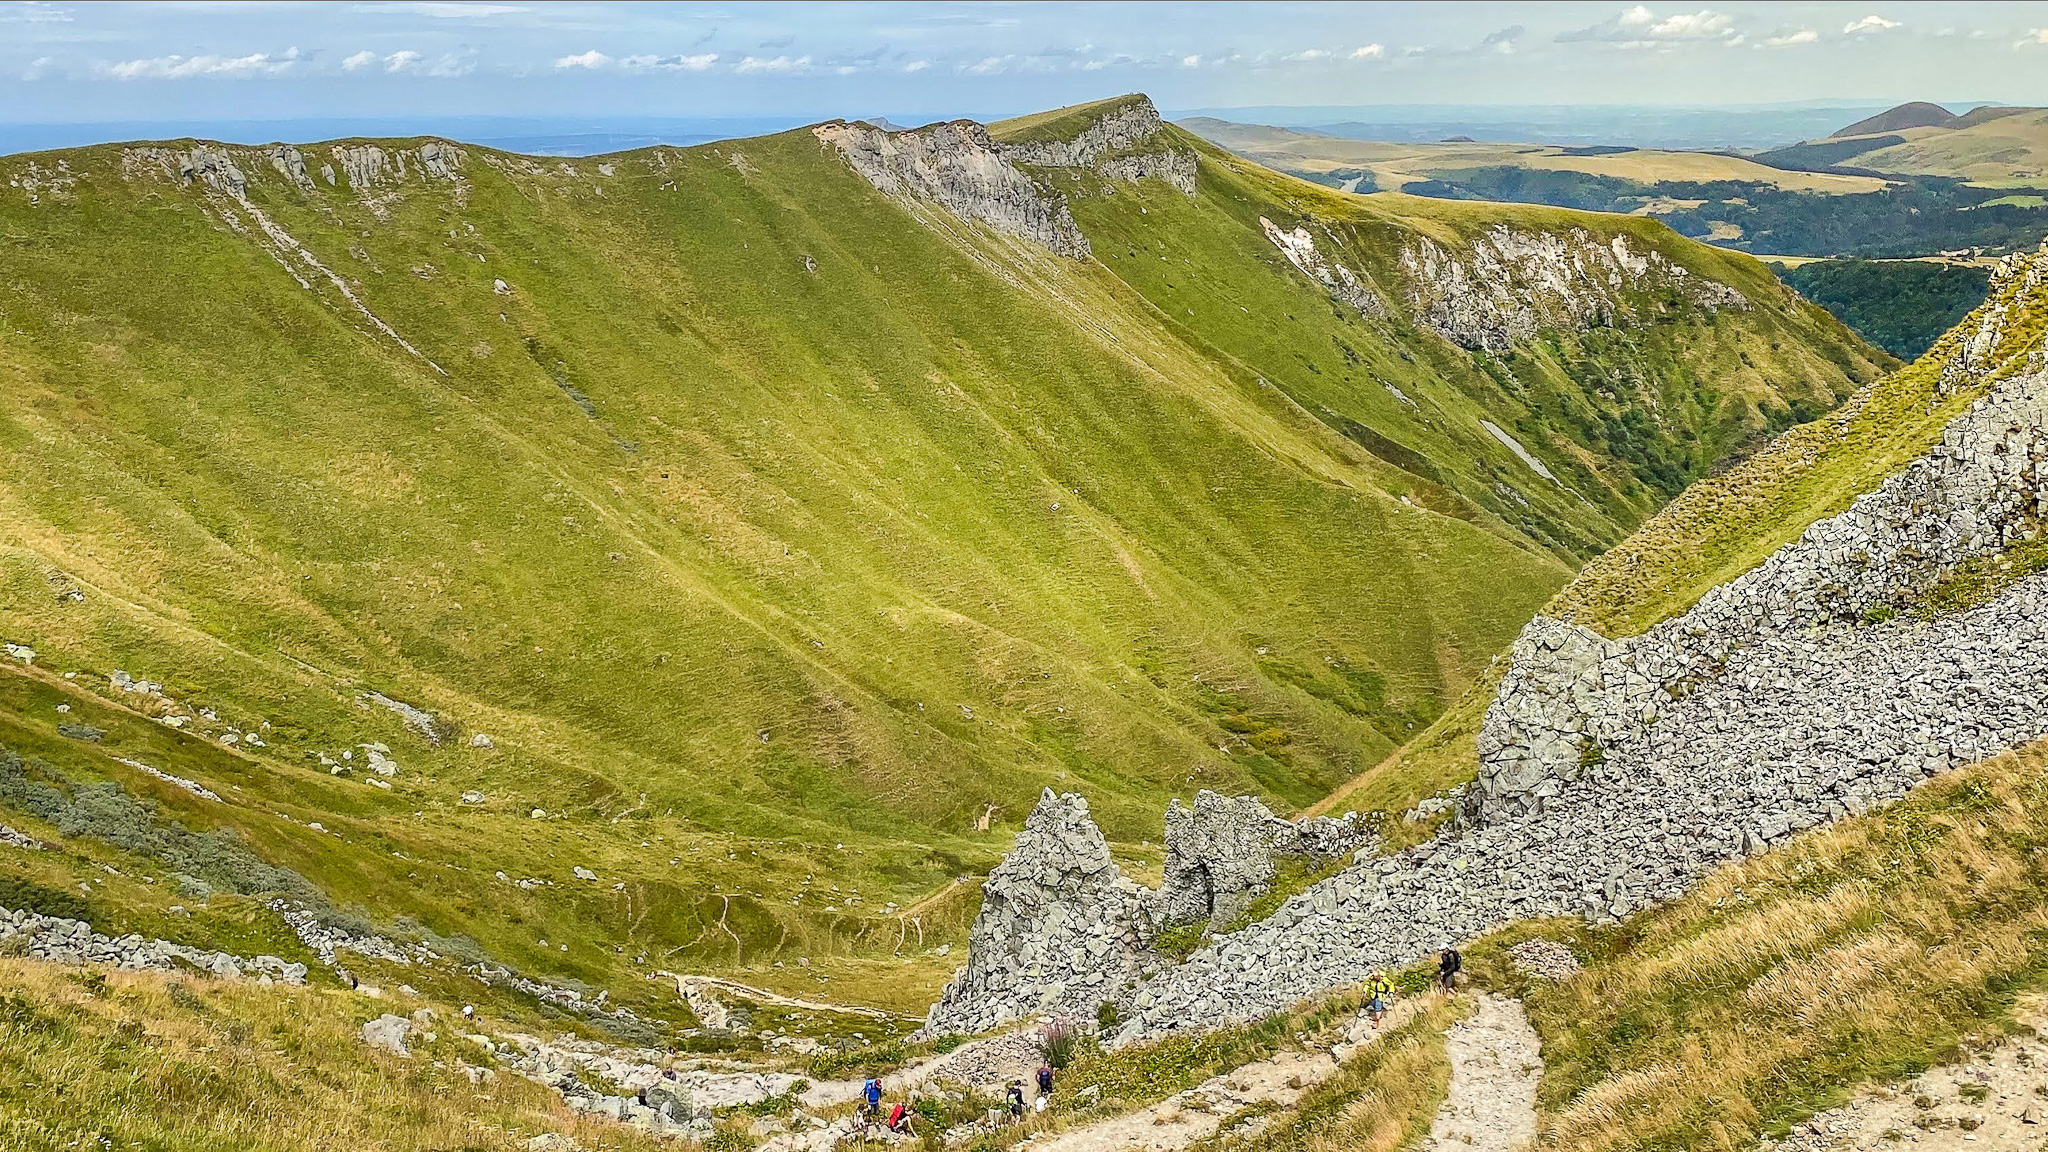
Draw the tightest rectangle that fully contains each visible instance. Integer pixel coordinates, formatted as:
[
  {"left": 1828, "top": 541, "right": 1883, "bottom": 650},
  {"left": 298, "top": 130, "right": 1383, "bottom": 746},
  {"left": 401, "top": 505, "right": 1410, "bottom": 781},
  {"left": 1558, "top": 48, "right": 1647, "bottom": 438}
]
[{"left": 6, "top": 1, "right": 2048, "bottom": 126}]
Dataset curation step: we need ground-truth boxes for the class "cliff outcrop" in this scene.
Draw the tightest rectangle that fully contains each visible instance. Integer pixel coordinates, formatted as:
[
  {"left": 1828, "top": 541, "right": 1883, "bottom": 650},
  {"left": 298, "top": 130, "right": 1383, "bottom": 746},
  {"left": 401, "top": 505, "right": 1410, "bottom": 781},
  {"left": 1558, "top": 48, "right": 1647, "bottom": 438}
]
[
  {"left": 1397, "top": 226, "right": 1749, "bottom": 352},
  {"left": 922, "top": 250, "right": 2048, "bottom": 1041},
  {"left": 817, "top": 96, "right": 1198, "bottom": 260},
  {"left": 814, "top": 120, "right": 1094, "bottom": 258}
]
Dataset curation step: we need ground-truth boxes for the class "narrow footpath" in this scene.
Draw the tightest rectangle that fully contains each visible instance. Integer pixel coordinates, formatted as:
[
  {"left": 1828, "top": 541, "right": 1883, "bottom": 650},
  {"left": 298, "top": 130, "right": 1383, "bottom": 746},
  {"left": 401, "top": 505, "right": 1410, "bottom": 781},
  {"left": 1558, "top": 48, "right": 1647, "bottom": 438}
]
[
  {"left": 1024, "top": 999, "right": 1427, "bottom": 1152},
  {"left": 1759, "top": 1001, "right": 2048, "bottom": 1151},
  {"left": 1422, "top": 994, "right": 1543, "bottom": 1152}
]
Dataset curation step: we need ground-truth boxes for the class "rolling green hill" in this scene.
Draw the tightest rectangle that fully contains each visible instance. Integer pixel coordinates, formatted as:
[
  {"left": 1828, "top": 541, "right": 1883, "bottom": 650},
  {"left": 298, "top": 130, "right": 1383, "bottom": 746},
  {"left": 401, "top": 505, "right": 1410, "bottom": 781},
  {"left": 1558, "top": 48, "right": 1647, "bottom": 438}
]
[{"left": 0, "top": 95, "right": 1880, "bottom": 1021}]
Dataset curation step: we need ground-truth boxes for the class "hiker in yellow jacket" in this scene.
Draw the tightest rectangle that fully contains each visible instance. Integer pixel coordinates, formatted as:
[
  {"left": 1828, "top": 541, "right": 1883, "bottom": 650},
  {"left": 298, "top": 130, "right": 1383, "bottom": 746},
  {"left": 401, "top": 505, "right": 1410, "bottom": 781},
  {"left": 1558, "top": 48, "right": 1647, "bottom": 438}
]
[{"left": 1367, "top": 969, "right": 1394, "bottom": 1026}]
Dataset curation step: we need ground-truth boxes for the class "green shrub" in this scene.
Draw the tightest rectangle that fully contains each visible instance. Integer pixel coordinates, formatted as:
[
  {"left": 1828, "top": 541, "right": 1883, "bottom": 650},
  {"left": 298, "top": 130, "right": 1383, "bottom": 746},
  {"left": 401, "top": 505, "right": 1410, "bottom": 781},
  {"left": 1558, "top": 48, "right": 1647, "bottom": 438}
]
[{"left": 0, "top": 872, "right": 92, "bottom": 922}]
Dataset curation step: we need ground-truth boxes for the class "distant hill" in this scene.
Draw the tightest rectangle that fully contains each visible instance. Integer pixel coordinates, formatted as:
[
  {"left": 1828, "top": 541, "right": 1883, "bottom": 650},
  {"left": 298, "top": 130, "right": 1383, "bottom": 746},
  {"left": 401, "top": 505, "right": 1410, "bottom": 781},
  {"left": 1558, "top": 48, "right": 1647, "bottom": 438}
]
[{"left": 1832, "top": 101, "right": 1956, "bottom": 138}]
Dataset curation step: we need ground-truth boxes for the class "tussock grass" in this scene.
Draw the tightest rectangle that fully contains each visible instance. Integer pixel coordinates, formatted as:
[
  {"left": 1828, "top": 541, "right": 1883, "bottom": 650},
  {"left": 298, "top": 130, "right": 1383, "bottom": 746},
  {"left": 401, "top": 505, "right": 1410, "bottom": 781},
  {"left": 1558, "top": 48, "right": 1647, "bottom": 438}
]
[
  {"left": 1192, "top": 997, "right": 1461, "bottom": 1152},
  {"left": 1513, "top": 740, "right": 2048, "bottom": 1151},
  {"left": 0, "top": 960, "right": 671, "bottom": 1152}
]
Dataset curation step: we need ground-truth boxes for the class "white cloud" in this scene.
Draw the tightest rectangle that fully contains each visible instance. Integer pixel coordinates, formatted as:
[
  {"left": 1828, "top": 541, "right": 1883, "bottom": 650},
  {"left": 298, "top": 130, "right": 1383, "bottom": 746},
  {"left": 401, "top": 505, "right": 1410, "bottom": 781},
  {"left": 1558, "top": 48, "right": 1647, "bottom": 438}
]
[
  {"left": 1182, "top": 53, "right": 1202, "bottom": 67},
  {"left": 733, "top": 54, "right": 811, "bottom": 74},
  {"left": 0, "top": 2, "right": 70, "bottom": 24},
  {"left": 1285, "top": 48, "right": 1330, "bottom": 61},
  {"left": 902, "top": 59, "right": 930, "bottom": 72},
  {"left": 105, "top": 47, "right": 302, "bottom": 80},
  {"left": 21, "top": 55, "right": 56, "bottom": 80},
  {"left": 1762, "top": 28, "right": 1819, "bottom": 47},
  {"left": 2021, "top": 27, "right": 2048, "bottom": 45},
  {"left": 1560, "top": 6, "right": 1740, "bottom": 46},
  {"left": 960, "top": 54, "right": 1008, "bottom": 75},
  {"left": 363, "top": 48, "right": 474, "bottom": 76},
  {"left": 1843, "top": 14, "right": 1900, "bottom": 34},
  {"left": 1351, "top": 43, "right": 1385, "bottom": 60},
  {"left": 555, "top": 49, "right": 722, "bottom": 72}
]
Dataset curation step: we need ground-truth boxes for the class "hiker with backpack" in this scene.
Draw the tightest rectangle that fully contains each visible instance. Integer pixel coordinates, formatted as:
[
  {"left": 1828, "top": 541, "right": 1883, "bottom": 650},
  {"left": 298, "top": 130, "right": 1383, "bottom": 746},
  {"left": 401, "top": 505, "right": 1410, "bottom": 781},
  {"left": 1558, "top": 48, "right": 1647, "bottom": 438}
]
[
  {"left": 1439, "top": 947, "right": 1463, "bottom": 993},
  {"left": 862, "top": 1076, "right": 883, "bottom": 1121},
  {"left": 1036, "top": 1062, "right": 1055, "bottom": 1106},
  {"left": 887, "top": 1101, "right": 914, "bottom": 1135},
  {"left": 1366, "top": 969, "right": 1393, "bottom": 1026},
  {"left": 1006, "top": 1079, "right": 1026, "bottom": 1122}
]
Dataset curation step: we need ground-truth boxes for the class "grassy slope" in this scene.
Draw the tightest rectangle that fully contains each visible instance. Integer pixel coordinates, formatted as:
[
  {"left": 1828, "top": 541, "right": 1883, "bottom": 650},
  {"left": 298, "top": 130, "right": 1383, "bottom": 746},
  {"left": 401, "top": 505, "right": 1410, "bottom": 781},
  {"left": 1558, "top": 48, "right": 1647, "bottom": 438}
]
[
  {"left": 1178, "top": 120, "right": 1888, "bottom": 194},
  {"left": 1853, "top": 108, "right": 2048, "bottom": 185},
  {"left": 0, "top": 109, "right": 1877, "bottom": 1019},
  {"left": 1337, "top": 243, "right": 2047, "bottom": 820},
  {"left": 1453, "top": 737, "right": 2048, "bottom": 1151},
  {"left": 1060, "top": 128, "right": 1886, "bottom": 563},
  {"left": 0, "top": 958, "right": 673, "bottom": 1152}
]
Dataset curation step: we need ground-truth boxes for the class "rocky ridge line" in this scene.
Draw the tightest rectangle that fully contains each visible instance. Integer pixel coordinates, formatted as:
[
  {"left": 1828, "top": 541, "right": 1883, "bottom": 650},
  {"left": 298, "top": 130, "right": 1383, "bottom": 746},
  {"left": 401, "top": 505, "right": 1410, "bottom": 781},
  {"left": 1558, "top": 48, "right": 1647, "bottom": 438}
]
[
  {"left": 817, "top": 96, "right": 1196, "bottom": 260},
  {"left": 924, "top": 263, "right": 2048, "bottom": 1039},
  {"left": 920, "top": 789, "right": 1369, "bottom": 1036}
]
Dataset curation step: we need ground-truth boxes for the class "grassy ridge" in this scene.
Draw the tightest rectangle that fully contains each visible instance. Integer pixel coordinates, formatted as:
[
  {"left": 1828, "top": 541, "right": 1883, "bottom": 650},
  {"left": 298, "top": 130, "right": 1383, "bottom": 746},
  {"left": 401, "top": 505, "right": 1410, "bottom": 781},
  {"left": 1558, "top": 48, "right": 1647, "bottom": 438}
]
[{"left": 0, "top": 104, "right": 1877, "bottom": 1011}]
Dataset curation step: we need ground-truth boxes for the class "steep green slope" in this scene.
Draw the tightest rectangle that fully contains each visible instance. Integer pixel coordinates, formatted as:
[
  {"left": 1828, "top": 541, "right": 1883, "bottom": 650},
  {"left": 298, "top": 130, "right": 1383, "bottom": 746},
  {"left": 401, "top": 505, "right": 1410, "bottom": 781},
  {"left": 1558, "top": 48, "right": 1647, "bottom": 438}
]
[
  {"left": 1344, "top": 241, "right": 2048, "bottom": 823},
  {"left": 0, "top": 97, "right": 1878, "bottom": 1012},
  {"left": 1042, "top": 125, "right": 1882, "bottom": 558}
]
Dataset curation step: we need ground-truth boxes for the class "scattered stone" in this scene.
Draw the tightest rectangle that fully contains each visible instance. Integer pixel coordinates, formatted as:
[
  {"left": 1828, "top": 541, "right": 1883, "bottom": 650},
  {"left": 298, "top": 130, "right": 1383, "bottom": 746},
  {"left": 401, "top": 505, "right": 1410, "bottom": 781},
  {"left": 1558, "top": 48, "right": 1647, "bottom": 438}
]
[
  {"left": 361, "top": 1013, "right": 413, "bottom": 1057},
  {"left": 0, "top": 825, "right": 44, "bottom": 851},
  {"left": 0, "top": 904, "right": 306, "bottom": 983},
  {"left": 470, "top": 732, "right": 495, "bottom": 749},
  {"left": 1506, "top": 939, "right": 1581, "bottom": 981}
]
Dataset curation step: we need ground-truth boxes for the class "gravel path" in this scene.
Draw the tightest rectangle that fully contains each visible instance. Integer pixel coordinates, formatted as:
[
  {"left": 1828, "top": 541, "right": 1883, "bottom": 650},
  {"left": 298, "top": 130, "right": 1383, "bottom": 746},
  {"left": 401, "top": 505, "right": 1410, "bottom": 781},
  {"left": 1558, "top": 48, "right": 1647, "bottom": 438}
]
[
  {"left": 1024, "top": 999, "right": 1426, "bottom": 1152},
  {"left": 1423, "top": 995, "right": 1542, "bottom": 1152},
  {"left": 1759, "top": 1002, "right": 2048, "bottom": 1151}
]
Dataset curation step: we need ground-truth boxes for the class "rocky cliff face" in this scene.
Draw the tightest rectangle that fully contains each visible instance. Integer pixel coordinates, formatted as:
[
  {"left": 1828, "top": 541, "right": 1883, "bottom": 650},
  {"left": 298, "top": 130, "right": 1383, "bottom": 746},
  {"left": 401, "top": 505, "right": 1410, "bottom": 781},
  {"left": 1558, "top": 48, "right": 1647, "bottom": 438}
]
[
  {"left": 816, "top": 96, "right": 1198, "bottom": 261},
  {"left": 1477, "top": 354, "right": 2048, "bottom": 821},
  {"left": 1151, "top": 791, "right": 1371, "bottom": 927},
  {"left": 1397, "top": 226, "right": 1749, "bottom": 352},
  {"left": 1001, "top": 97, "right": 1198, "bottom": 198},
  {"left": 921, "top": 789, "right": 1369, "bottom": 1036},
  {"left": 814, "top": 120, "right": 1094, "bottom": 259},
  {"left": 923, "top": 250, "right": 2048, "bottom": 1041},
  {"left": 920, "top": 790, "right": 1152, "bottom": 1035},
  {"left": 1260, "top": 217, "right": 1388, "bottom": 319}
]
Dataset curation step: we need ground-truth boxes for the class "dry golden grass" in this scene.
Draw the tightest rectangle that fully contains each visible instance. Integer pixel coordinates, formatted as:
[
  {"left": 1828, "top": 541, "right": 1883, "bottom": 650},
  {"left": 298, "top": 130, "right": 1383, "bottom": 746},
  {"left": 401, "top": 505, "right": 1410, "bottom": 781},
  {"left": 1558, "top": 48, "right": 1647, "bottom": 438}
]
[
  {"left": 0, "top": 960, "right": 673, "bottom": 1152},
  {"left": 1179, "top": 122, "right": 1886, "bottom": 194},
  {"left": 1195, "top": 996, "right": 1461, "bottom": 1152},
  {"left": 1516, "top": 739, "right": 2048, "bottom": 1152}
]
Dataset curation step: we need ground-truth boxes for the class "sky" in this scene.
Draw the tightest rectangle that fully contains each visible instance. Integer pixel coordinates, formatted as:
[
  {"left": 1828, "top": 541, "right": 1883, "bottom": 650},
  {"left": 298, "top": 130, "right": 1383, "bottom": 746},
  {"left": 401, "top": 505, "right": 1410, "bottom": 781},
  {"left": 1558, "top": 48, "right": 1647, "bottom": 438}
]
[{"left": 6, "top": 0, "right": 2048, "bottom": 129}]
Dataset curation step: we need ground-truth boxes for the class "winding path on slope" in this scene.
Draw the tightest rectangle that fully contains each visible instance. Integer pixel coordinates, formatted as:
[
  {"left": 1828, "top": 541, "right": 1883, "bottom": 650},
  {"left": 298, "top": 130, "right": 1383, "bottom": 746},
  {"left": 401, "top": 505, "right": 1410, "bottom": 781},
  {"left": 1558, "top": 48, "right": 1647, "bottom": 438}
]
[
  {"left": 1024, "top": 999, "right": 1428, "bottom": 1152},
  {"left": 1423, "top": 994, "right": 1543, "bottom": 1152}
]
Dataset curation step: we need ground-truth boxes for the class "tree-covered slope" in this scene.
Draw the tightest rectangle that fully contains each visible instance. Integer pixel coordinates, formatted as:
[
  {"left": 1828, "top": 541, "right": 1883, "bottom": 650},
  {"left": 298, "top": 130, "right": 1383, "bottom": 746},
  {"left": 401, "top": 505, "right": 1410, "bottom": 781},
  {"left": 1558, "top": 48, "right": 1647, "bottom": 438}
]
[{"left": 0, "top": 96, "right": 1880, "bottom": 1010}]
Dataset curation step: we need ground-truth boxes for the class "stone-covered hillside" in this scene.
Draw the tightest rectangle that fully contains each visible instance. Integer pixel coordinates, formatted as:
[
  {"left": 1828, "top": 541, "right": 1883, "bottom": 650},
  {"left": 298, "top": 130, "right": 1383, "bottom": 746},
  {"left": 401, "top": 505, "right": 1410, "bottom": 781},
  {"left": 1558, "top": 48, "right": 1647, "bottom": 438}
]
[
  {"left": 0, "top": 94, "right": 1878, "bottom": 1026},
  {"left": 927, "top": 243, "right": 2048, "bottom": 1043}
]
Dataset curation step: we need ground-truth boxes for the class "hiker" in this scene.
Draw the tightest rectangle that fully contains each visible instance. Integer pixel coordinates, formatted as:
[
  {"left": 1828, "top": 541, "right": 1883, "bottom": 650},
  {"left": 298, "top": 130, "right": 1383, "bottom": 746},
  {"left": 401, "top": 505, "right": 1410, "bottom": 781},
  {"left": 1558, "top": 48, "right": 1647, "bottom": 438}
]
[
  {"left": 1439, "top": 947, "right": 1463, "bottom": 993},
  {"left": 862, "top": 1076, "right": 883, "bottom": 1119},
  {"left": 1036, "top": 1061, "right": 1055, "bottom": 1102},
  {"left": 1366, "top": 969, "right": 1393, "bottom": 1026},
  {"left": 1006, "top": 1079, "right": 1026, "bottom": 1121},
  {"left": 888, "top": 1101, "right": 914, "bottom": 1135}
]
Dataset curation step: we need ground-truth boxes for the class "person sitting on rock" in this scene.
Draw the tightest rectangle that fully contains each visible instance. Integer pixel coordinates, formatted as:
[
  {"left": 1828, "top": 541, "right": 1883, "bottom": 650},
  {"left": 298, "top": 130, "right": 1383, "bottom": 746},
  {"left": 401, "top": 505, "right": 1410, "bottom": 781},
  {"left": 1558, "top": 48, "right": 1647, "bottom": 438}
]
[
  {"left": 888, "top": 1101, "right": 914, "bottom": 1135},
  {"left": 1367, "top": 969, "right": 1394, "bottom": 1026},
  {"left": 1006, "top": 1080, "right": 1026, "bottom": 1121},
  {"left": 1438, "top": 947, "right": 1463, "bottom": 993}
]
